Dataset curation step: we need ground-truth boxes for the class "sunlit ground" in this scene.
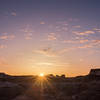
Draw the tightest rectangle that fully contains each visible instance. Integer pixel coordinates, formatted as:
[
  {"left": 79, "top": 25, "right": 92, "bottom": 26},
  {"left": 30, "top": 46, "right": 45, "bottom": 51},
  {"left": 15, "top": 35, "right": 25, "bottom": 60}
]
[
  {"left": 23, "top": 73, "right": 57, "bottom": 100},
  {"left": 33, "top": 73, "right": 55, "bottom": 92}
]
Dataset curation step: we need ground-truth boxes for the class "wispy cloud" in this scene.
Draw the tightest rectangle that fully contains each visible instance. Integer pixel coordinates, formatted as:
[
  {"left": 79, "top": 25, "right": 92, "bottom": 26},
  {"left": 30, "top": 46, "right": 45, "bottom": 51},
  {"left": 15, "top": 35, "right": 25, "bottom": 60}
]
[
  {"left": 78, "top": 40, "right": 100, "bottom": 49},
  {"left": 33, "top": 39, "right": 100, "bottom": 56},
  {"left": 78, "top": 44, "right": 92, "bottom": 49},
  {"left": 73, "top": 30, "right": 95, "bottom": 36},
  {"left": 11, "top": 12, "right": 17, "bottom": 16},
  {"left": 40, "top": 21, "right": 45, "bottom": 25},
  {"left": 62, "top": 39, "right": 89, "bottom": 44},
  {"left": 79, "top": 39, "right": 89, "bottom": 43},
  {"left": 48, "top": 33, "right": 57, "bottom": 41},
  {"left": 68, "top": 18, "right": 79, "bottom": 22},
  {"left": 24, "top": 33, "right": 32, "bottom": 40},
  {"left": 0, "top": 34, "right": 15, "bottom": 40},
  {"left": 62, "top": 40, "right": 77, "bottom": 44},
  {"left": 93, "top": 28, "right": 100, "bottom": 32},
  {"left": 93, "top": 28, "right": 100, "bottom": 31},
  {"left": 33, "top": 46, "right": 74, "bottom": 57},
  {"left": 36, "top": 62, "right": 53, "bottom": 66},
  {"left": 62, "top": 38, "right": 100, "bottom": 51},
  {"left": 56, "top": 25, "right": 68, "bottom": 32},
  {"left": 73, "top": 25, "right": 81, "bottom": 28},
  {"left": 0, "top": 44, "right": 7, "bottom": 49},
  {"left": 34, "top": 62, "right": 70, "bottom": 68},
  {"left": 33, "top": 47, "right": 57, "bottom": 57},
  {"left": 58, "top": 47, "right": 76, "bottom": 54},
  {"left": 21, "top": 25, "right": 33, "bottom": 40}
]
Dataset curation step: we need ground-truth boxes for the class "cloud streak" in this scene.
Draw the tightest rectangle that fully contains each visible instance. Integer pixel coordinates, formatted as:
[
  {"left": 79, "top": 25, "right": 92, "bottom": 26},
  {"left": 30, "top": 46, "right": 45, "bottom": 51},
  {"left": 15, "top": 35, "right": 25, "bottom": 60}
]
[
  {"left": 11, "top": 12, "right": 17, "bottom": 16},
  {"left": 73, "top": 30, "right": 95, "bottom": 36},
  {"left": 48, "top": 33, "right": 57, "bottom": 41},
  {"left": 33, "top": 47, "right": 58, "bottom": 57},
  {"left": 24, "top": 33, "right": 33, "bottom": 40},
  {"left": 0, "top": 34, "right": 15, "bottom": 40},
  {"left": 62, "top": 39, "right": 89, "bottom": 44},
  {"left": 0, "top": 44, "right": 7, "bottom": 49}
]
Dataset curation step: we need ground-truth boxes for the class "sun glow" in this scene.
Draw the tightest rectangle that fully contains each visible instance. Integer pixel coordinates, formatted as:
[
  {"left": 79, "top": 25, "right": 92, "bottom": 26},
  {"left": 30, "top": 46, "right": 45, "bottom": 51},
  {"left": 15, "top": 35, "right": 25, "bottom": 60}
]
[{"left": 39, "top": 73, "right": 44, "bottom": 77}]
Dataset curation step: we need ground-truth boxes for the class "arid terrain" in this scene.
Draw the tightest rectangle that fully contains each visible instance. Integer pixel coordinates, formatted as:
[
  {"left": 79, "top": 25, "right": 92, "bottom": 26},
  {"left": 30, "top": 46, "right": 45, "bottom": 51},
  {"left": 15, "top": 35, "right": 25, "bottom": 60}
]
[{"left": 0, "top": 69, "right": 100, "bottom": 100}]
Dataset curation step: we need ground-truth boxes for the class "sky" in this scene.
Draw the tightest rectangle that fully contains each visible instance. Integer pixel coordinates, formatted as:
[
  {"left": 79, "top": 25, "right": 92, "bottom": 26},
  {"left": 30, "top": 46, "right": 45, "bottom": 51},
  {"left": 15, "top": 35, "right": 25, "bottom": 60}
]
[{"left": 0, "top": 0, "right": 100, "bottom": 76}]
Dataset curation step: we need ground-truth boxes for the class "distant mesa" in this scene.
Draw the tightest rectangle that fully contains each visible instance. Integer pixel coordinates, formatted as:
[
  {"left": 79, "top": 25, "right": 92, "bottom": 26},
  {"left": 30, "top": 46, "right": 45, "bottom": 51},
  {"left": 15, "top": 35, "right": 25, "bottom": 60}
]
[
  {"left": 0, "top": 72, "right": 9, "bottom": 78},
  {"left": 89, "top": 69, "right": 100, "bottom": 76}
]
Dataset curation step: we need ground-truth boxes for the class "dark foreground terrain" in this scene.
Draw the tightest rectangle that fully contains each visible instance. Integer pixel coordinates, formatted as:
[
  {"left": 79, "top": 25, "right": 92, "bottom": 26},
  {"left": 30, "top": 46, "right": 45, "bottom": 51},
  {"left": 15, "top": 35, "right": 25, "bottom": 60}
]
[{"left": 0, "top": 69, "right": 100, "bottom": 100}]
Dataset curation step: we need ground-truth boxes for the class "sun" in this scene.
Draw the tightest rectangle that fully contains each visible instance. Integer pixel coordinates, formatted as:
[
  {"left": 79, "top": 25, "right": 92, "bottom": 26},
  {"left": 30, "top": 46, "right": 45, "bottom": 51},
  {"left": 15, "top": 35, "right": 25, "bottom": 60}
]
[{"left": 39, "top": 73, "right": 44, "bottom": 77}]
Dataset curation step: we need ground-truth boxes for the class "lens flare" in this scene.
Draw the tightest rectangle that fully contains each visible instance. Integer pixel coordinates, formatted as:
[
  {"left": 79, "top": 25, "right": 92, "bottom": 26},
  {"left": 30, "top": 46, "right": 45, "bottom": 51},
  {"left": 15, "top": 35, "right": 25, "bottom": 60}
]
[{"left": 39, "top": 73, "right": 44, "bottom": 77}]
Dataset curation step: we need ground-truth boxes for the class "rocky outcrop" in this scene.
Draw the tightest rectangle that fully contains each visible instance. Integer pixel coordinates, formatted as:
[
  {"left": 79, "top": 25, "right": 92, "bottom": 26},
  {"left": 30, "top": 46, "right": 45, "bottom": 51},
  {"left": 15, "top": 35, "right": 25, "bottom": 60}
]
[{"left": 89, "top": 69, "right": 100, "bottom": 76}]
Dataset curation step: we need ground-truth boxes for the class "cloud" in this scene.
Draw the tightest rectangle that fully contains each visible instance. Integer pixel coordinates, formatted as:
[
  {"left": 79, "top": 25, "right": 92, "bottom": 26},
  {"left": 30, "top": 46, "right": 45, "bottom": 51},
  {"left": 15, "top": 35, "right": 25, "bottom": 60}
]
[
  {"left": 21, "top": 25, "right": 34, "bottom": 40},
  {"left": 73, "top": 25, "right": 81, "bottom": 28},
  {"left": 33, "top": 46, "right": 74, "bottom": 57},
  {"left": 0, "top": 34, "right": 15, "bottom": 40},
  {"left": 62, "top": 39, "right": 89, "bottom": 44},
  {"left": 56, "top": 25, "right": 68, "bottom": 32},
  {"left": 21, "top": 27, "right": 33, "bottom": 33},
  {"left": 48, "top": 33, "right": 57, "bottom": 41},
  {"left": 58, "top": 47, "right": 76, "bottom": 54},
  {"left": 68, "top": 18, "right": 79, "bottom": 22},
  {"left": 0, "top": 44, "right": 7, "bottom": 49},
  {"left": 78, "top": 40, "right": 100, "bottom": 49},
  {"left": 56, "top": 21, "right": 68, "bottom": 25},
  {"left": 36, "top": 62, "right": 53, "bottom": 66},
  {"left": 73, "top": 30, "right": 95, "bottom": 36},
  {"left": 93, "top": 28, "right": 100, "bottom": 31},
  {"left": 40, "top": 21, "right": 45, "bottom": 25},
  {"left": 93, "top": 28, "right": 100, "bottom": 32},
  {"left": 11, "top": 12, "right": 16, "bottom": 16},
  {"left": 24, "top": 33, "right": 32, "bottom": 40},
  {"left": 33, "top": 39, "right": 100, "bottom": 57},
  {"left": 34, "top": 62, "right": 70, "bottom": 68},
  {"left": 91, "top": 40, "right": 100, "bottom": 45},
  {"left": 33, "top": 47, "right": 57, "bottom": 57},
  {"left": 78, "top": 44, "right": 93, "bottom": 49},
  {"left": 62, "top": 40, "right": 77, "bottom": 44},
  {"left": 55, "top": 21, "right": 69, "bottom": 32},
  {"left": 79, "top": 39, "right": 89, "bottom": 43},
  {"left": 55, "top": 63, "right": 70, "bottom": 67},
  {"left": 62, "top": 39, "right": 100, "bottom": 51}
]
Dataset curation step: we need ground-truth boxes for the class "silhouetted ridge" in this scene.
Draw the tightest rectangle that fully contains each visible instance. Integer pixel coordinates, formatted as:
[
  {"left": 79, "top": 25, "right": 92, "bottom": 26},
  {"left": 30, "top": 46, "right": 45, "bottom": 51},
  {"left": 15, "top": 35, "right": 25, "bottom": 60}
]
[
  {"left": 89, "top": 69, "right": 100, "bottom": 76},
  {"left": 0, "top": 69, "right": 100, "bottom": 100}
]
